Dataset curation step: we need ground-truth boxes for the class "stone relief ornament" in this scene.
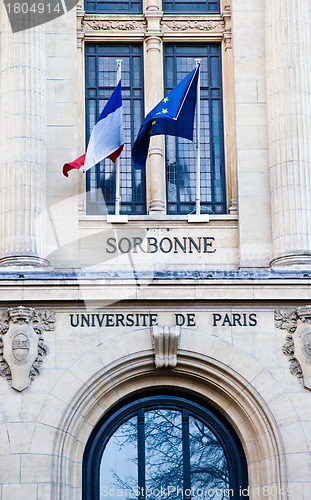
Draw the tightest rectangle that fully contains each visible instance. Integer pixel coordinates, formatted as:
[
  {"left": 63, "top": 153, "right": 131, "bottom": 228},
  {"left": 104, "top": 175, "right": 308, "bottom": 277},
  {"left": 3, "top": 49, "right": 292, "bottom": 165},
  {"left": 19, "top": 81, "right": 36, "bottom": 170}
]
[
  {"left": 82, "top": 19, "right": 147, "bottom": 32},
  {"left": 162, "top": 20, "right": 224, "bottom": 32},
  {"left": 0, "top": 306, "right": 54, "bottom": 391},
  {"left": 152, "top": 325, "right": 181, "bottom": 369},
  {"left": 275, "top": 307, "right": 311, "bottom": 389},
  {"left": 275, "top": 308, "right": 298, "bottom": 332}
]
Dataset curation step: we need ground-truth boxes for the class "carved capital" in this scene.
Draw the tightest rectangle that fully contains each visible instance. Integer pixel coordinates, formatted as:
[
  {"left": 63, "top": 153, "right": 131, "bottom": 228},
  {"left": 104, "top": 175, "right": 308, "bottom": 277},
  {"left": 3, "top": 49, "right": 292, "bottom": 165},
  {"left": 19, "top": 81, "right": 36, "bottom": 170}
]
[
  {"left": 152, "top": 325, "right": 181, "bottom": 369},
  {"left": 145, "top": 36, "right": 162, "bottom": 53},
  {"left": 276, "top": 307, "right": 311, "bottom": 390},
  {"left": 0, "top": 307, "right": 54, "bottom": 391},
  {"left": 145, "top": 9, "right": 163, "bottom": 35}
]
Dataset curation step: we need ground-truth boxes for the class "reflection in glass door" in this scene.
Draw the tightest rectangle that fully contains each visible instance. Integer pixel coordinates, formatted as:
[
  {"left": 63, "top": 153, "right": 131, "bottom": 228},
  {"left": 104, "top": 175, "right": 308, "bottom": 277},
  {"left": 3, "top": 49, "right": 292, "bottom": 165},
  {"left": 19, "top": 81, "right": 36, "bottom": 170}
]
[{"left": 99, "top": 406, "right": 231, "bottom": 499}]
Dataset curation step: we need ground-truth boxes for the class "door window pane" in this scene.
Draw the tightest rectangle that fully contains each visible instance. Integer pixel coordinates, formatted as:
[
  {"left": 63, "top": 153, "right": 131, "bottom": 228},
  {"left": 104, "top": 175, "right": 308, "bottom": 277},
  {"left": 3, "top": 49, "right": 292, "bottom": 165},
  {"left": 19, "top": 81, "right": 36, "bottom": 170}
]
[
  {"left": 99, "top": 408, "right": 231, "bottom": 499},
  {"left": 85, "top": 396, "right": 248, "bottom": 500},
  {"left": 100, "top": 416, "right": 138, "bottom": 496},
  {"left": 189, "top": 416, "right": 229, "bottom": 499},
  {"left": 145, "top": 409, "right": 183, "bottom": 499}
]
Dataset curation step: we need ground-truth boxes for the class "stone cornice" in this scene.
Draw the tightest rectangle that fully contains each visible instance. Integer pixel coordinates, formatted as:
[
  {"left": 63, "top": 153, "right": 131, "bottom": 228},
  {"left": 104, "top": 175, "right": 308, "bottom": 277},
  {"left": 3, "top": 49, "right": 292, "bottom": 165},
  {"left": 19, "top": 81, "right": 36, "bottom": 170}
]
[{"left": 0, "top": 273, "right": 310, "bottom": 302}]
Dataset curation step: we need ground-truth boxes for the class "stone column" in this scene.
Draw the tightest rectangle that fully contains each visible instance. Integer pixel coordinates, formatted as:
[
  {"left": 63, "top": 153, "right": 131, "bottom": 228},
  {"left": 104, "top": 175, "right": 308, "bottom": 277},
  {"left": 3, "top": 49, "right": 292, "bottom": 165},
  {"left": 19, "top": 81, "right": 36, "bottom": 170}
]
[
  {"left": 0, "top": 10, "right": 48, "bottom": 267},
  {"left": 265, "top": 0, "right": 311, "bottom": 268},
  {"left": 144, "top": 1, "right": 166, "bottom": 214}
]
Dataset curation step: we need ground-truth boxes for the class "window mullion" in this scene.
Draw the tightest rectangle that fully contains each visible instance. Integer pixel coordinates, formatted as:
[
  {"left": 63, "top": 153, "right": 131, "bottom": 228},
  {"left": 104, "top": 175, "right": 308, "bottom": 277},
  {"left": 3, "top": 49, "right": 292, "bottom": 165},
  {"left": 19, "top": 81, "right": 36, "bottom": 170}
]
[
  {"left": 182, "top": 409, "right": 191, "bottom": 499},
  {"left": 138, "top": 408, "right": 145, "bottom": 500}
]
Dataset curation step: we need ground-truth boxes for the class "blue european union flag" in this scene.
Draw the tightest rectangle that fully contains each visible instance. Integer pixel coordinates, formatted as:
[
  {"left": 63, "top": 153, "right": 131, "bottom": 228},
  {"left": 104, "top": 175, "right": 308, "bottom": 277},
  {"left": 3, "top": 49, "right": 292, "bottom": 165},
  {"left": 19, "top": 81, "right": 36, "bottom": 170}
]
[{"left": 132, "top": 66, "right": 199, "bottom": 170}]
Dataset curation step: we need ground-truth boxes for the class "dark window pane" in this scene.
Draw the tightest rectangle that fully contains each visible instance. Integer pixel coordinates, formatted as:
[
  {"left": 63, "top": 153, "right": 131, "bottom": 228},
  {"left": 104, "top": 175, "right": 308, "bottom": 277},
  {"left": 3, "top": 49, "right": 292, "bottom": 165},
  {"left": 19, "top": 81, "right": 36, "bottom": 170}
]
[
  {"left": 85, "top": 44, "right": 146, "bottom": 215},
  {"left": 164, "top": 44, "right": 226, "bottom": 215},
  {"left": 100, "top": 416, "right": 138, "bottom": 495},
  {"left": 189, "top": 416, "right": 230, "bottom": 499},
  {"left": 163, "top": 0, "right": 220, "bottom": 13},
  {"left": 85, "top": 0, "right": 142, "bottom": 13},
  {"left": 145, "top": 410, "right": 183, "bottom": 499}
]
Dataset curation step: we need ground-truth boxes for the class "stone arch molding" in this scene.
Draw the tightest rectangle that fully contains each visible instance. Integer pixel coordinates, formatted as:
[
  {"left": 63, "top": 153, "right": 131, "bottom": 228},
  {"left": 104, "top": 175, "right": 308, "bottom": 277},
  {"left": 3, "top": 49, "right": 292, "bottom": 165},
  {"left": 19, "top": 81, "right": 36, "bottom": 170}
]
[{"left": 52, "top": 330, "right": 288, "bottom": 500}]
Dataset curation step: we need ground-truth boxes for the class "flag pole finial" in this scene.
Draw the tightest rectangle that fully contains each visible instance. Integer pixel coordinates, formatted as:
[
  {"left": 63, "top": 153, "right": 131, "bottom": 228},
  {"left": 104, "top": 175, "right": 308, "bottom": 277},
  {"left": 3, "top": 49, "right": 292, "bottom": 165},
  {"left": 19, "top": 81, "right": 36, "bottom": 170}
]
[{"left": 116, "top": 59, "right": 123, "bottom": 83}]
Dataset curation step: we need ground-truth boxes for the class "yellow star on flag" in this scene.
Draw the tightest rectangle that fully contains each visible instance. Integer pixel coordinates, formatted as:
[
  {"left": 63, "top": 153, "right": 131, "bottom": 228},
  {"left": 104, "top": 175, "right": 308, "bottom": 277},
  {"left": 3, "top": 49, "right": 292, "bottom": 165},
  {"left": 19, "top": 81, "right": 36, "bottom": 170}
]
[
  {"left": 163, "top": 97, "right": 169, "bottom": 103},
  {"left": 149, "top": 120, "right": 157, "bottom": 134},
  {"left": 162, "top": 109, "right": 168, "bottom": 114}
]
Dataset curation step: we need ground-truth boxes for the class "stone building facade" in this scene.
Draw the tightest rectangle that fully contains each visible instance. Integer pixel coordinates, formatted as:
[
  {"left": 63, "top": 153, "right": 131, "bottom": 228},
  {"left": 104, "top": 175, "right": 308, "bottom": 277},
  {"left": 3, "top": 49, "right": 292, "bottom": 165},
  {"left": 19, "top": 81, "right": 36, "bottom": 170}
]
[{"left": 0, "top": 0, "right": 311, "bottom": 499}]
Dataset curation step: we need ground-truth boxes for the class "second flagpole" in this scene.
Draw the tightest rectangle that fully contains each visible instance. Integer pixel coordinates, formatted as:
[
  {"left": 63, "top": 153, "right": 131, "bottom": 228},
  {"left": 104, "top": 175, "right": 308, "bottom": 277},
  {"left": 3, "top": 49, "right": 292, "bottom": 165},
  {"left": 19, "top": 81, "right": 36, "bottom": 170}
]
[
  {"left": 195, "top": 58, "right": 201, "bottom": 216},
  {"left": 188, "top": 59, "right": 209, "bottom": 222},
  {"left": 107, "top": 59, "right": 128, "bottom": 223}
]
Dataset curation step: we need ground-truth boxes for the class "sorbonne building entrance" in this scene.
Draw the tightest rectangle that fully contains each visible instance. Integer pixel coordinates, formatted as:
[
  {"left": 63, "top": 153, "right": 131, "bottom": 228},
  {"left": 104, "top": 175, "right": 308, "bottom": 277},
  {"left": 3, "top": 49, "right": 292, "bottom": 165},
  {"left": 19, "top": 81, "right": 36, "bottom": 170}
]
[{"left": 1, "top": 1, "right": 311, "bottom": 499}]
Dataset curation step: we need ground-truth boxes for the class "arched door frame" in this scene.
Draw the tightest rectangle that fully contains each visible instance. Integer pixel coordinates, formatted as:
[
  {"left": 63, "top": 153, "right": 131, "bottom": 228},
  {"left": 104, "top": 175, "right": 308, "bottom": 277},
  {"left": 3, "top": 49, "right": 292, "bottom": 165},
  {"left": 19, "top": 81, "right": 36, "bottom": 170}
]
[
  {"left": 83, "top": 391, "right": 249, "bottom": 499},
  {"left": 53, "top": 350, "right": 287, "bottom": 500}
]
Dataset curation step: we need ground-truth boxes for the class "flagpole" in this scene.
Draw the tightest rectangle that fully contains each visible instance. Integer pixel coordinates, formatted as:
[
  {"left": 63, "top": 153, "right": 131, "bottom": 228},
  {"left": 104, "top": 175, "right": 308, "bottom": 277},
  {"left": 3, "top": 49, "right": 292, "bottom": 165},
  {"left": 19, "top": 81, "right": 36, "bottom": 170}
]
[
  {"left": 195, "top": 59, "right": 201, "bottom": 216},
  {"left": 107, "top": 59, "right": 128, "bottom": 223},
  {"left": 115, "top": 59, "right": 122, "bottom": 217}
]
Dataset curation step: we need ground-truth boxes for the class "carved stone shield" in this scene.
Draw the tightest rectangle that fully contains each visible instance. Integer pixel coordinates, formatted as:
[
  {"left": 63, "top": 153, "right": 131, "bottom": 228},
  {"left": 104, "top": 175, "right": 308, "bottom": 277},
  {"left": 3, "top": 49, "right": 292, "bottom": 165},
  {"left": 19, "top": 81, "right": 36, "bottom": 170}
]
[
  {"left": 0, "top": 306, "right": 54, "bottom": 392},
  {"left": 3, "top": 323, "right": 39, "bottom": 391}
]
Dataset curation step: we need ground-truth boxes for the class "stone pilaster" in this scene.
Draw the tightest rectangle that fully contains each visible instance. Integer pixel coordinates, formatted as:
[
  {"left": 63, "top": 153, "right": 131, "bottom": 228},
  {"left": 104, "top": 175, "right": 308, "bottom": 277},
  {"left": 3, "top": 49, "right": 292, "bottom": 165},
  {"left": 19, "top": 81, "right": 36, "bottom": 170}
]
[
  {"left": 0, "top": 11, "right": 48, "bottom": 267},
  {"left": 144, "top": 6, "right": 166, "bottom": 214},
  {"left": 265, "top": 0, "right": 311, "bottom": 268}
]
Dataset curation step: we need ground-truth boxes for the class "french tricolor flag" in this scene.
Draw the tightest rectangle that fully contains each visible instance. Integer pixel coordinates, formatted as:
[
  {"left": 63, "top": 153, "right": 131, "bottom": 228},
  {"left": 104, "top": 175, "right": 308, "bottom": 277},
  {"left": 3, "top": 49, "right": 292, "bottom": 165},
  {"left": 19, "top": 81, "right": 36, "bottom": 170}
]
[{"left": 63, "top": 80, "right": 124, "bottom": 177}]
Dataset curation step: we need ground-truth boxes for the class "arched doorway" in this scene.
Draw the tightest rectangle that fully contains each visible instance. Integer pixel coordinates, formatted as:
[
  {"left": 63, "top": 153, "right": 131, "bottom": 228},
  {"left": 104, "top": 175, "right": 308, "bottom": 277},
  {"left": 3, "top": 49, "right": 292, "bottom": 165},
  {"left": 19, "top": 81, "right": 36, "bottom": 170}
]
[
  {"left": 52, "top": 344, "right": 287, "bottom": 499},
  {"left": 83, "top": 391, "right": 248, "bottom": 499}
]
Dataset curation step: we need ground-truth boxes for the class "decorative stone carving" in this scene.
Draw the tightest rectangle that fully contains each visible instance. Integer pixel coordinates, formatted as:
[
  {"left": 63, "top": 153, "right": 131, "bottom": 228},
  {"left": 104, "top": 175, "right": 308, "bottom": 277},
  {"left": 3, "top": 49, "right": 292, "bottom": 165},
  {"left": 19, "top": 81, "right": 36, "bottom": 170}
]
[
  {"left": 82, "top": 20, "right": 147, "bottom": 32},
  {"left": 162, "top": 20, "right": 224, "bottom": 32},
  {"left": 145, "top": 7, "right": 163, "bottom": 35},
  {"left": 275, "top": 308, "right": 298, "bottom": 333},
  {"left": 229, "top": 198, "right": 238, "bottom": 214},
  {"left": 222, "top": 4, "right": 232, "bottom": 50},
  {"left": 152, "top": 325, "right": 180, "bottom": 369},
  {"left": 275, "top": 307, "right": 311, "bottom": 389},
  {"left": 0, "top": 307, "right": 54, "bottom": 391}
]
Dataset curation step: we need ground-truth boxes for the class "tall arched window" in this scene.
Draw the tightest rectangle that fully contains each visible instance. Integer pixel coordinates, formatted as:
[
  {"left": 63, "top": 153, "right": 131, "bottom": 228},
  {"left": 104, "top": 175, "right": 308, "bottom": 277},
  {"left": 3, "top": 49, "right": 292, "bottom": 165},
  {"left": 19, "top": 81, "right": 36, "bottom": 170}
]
[{"left": 83, "top": 393, "right": 248, "bottom": 499}]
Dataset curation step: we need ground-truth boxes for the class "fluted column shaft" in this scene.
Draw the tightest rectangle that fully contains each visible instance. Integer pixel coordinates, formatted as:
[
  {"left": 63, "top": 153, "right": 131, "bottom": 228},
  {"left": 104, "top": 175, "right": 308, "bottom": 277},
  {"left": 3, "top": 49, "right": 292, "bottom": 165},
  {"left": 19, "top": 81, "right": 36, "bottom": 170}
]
[
  {"left": 265, "top": 0, "right": 311, "bottom": 268},
  {"left": 0, "top": 11, "right": 48, "bottom": 266}
]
